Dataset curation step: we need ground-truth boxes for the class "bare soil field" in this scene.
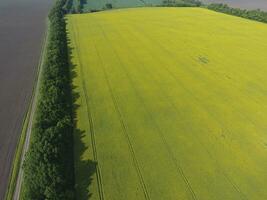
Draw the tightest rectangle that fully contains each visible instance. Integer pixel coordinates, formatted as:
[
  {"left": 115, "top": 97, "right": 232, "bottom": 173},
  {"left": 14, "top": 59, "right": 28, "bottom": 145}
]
[
  {"left": 0, "top": 0, "right": 52, "bottom": 198},
  {"left": 202, "top": 0, "right": 267, "bottom": 11}
]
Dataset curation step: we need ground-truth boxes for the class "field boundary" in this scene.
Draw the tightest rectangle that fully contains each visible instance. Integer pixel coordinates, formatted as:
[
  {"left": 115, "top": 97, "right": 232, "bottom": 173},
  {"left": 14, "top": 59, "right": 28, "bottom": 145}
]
[
  {"left": 4, "top": 101, "right": 30, "bottom": 200},
  {"left": 4, "top": 20, "right": 50, "bottom": 200}
]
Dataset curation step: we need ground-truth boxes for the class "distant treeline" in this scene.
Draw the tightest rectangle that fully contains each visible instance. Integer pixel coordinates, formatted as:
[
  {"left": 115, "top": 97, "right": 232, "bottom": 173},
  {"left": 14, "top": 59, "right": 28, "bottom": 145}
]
[
  {"left": 22, "top": 0, "right": 74, "bottom": 199},
  {"left": 160, "top": 0, "right": 202, "bottom": 7},
  {"left": 70, "top": 0, "right": 86, "bottom": 13},
  {"left": 72, "top": 0, "right": 112, "bottom": 13},
  {"left": 63, "top": 0, "right": 73, "bottom": 11},
  {"left": 207, "top": 3, "right": 267, "bottom": 23},
  {"left": 74, "top": 0, "right": 83, "bottom": 13}
]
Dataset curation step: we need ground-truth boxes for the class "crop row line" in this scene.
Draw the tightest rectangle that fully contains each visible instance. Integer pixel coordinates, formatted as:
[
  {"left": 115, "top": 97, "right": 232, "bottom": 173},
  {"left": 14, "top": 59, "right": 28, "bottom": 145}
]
[
  {"left": 92, "top": 36, "right": 151, "bottom": 200},
  {"left": 88, "top": 17, "right": 152, "bottom": 199},
  {"left": 71, "top": 20, "right": 105, "bottom": 200},
  {"left": 98, "top": 22, "right": 198, "bottom": 200},
  {"left": 131, "top": 22, "right": 248, "bottom": 200}
]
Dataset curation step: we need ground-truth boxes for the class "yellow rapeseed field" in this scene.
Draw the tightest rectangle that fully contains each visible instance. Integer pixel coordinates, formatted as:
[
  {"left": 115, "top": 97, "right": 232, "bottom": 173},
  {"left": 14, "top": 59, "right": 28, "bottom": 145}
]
[{"left": 66, "top": 7, "right": 267, "bottom": 200}]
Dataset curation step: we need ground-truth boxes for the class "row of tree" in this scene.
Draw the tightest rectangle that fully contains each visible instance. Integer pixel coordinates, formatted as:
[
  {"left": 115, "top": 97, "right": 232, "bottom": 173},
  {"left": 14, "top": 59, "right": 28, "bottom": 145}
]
[
  {"left": 161, "top": 0, "right": 202, "bottom": 7},
  {"left": 22, "top": 0, "right": 75, "bottom": 199},
  {"left": 207, "top": 3, "right": 267, "bottom": 23},
  {"left": 64, "top": 0, "right": 74, "bottom": 12},
  {"left": 75, "top": 0, "right": 83, "bottom": 13},
  {"left": 70, "top": 0, "right": 84, "bottom": 13}
]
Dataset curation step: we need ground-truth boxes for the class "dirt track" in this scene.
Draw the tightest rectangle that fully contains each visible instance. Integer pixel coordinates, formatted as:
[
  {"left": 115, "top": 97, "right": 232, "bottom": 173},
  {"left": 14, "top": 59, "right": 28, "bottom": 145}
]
[
  {"left": 0, "top": 0, "right": 52, "bottom": 199},
  {"left": 202, "top": 0, "right": 267, "bottom": 11}
]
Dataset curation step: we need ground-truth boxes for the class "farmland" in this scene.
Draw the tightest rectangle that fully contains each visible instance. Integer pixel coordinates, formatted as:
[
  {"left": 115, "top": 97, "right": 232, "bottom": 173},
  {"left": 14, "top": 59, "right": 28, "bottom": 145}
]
[
  {"left": 0, "top": 0, "right": 52, "bottom": 198},
  {"left": 67, "top": 7, "right": 267, "bottom": 200}
]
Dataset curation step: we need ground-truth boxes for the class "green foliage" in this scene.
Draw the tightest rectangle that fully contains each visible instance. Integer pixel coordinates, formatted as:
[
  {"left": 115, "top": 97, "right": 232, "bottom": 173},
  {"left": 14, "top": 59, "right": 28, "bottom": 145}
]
[
  {"left": 207, "top": 3, "right": 267, "bottom": 23},
  {"left": 74, "top": 0, "right": 84, "bottom": 13},
  {"left": 104, "top": 3, "right": 113, "bottom": 9},
  {"left": 4, "top": 109, "right": 30, "bottom": 200},
  {"left": 22, "top": 0, "right": 74, "bottom": 199},
  {"left": 63, "top": 0, "right": 74, "bottom": 13},
  {"left": 161, "top": 0, "right": 202, "bottom": 7}
]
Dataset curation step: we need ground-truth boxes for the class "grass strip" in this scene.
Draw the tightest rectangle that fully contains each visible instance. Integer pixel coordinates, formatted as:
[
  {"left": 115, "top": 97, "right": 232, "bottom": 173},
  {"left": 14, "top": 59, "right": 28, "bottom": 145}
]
[{"left": 4, "top": 108, "right": 30, "bottom": 200}]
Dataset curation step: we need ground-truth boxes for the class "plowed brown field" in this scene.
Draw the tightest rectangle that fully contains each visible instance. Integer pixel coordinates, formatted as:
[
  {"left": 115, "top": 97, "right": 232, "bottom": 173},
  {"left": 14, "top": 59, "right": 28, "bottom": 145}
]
[{"left": 0, "top": 0, "right": 52, "bottom": 198}]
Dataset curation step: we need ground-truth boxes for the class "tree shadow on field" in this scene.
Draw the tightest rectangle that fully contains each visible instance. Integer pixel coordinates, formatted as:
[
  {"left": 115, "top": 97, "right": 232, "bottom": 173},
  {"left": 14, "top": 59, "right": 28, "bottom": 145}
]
[{"left": 66, "top": 26, "right": 97, "bottom": 200}]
